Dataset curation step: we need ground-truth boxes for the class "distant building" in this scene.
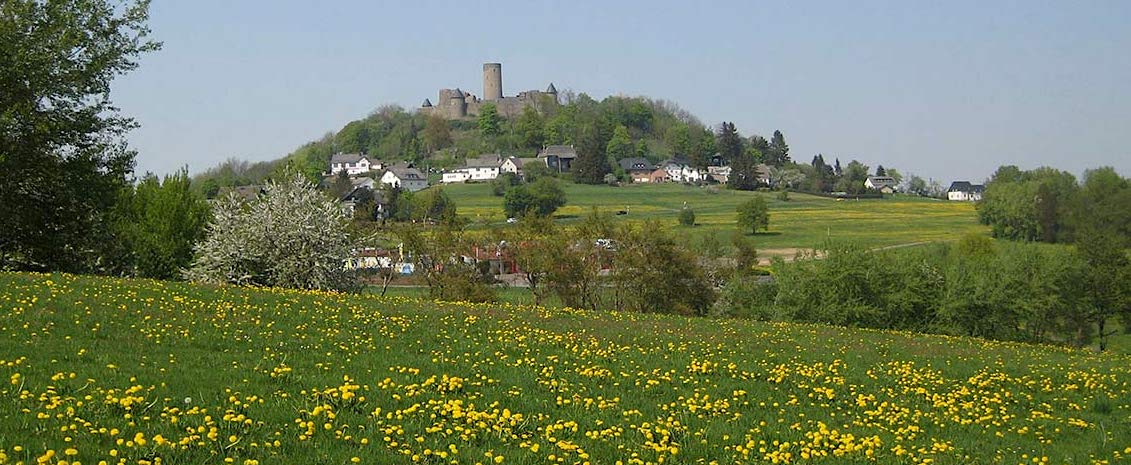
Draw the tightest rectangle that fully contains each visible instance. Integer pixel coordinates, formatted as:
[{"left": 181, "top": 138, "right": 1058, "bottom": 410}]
[
  {"left": 539, "top": 145, "right": 577, "bottom": 173},
  {"left": 381, "top": 164, "right": 428, "bottom": 192},
  {"left": 660, "top": 158, "right": 705, "bottom": 183},
  {"left": 947, "top": 181, "right": 984, "bottom": 201},
  {"left": 707, "top": 166, "right": 732, "bottom": 184},
  {"left": 329, "top": 153, "right": 379, "bottom": 176},
  {"left": 500, "top": 156, "right": 539, "bottom": 176},
  {"left": 617, "top": 157, "right": 656, "bottom": 183},
  {"left": 865, "top": 176, "right": 897, "bottom": 193},
  {"left": 420, "top": 63, "right": 559, "bottom": 119}
]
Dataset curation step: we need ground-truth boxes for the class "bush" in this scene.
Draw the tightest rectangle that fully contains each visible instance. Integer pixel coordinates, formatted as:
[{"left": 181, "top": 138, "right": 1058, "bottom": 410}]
[
  {"left": 678, "top": 207, "right": 696, "bottom": 226},
  {"left": 777, "top": 190, "right": 790, "bottom": 201},
  {"left": 504, "top": 178, "right": 566, "bottom": 218},
  {"left": 185, "top": 173, "right": 359, "bottom": 292}
]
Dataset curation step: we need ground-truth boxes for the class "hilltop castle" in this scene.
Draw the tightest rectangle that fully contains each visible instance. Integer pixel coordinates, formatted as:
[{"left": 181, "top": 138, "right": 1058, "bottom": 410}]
[{"left": 421, "top": 63, "right": 558, "bottom": 119}]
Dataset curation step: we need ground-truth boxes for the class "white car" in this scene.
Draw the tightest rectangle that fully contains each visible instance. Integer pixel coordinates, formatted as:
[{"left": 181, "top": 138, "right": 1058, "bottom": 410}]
[{"left": 506, "top": 217, "right": 518, "bottom": 224}]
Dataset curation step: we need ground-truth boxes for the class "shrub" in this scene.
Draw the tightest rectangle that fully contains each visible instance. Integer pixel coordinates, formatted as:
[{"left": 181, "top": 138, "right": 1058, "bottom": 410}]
[
  {"left": 678, "top": 207, "right": 696, "bottom": 226},
  {"left": 185, "top": 173, "right": 359, "bottom": 292}
]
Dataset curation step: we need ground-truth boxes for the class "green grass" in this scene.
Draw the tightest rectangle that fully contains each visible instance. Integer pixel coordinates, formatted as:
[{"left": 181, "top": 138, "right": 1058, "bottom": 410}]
[
  {"left": 1, "top": 272, "right": 1129, "bottom": 465},
  {"left": 442, "top": 182, "right": 986, "bottom": 258}
]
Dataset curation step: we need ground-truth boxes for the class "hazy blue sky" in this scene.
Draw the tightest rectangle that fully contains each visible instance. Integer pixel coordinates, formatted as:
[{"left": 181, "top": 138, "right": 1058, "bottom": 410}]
[{"left": 114, "top": 0, "right": 1131, "bottom": 184}]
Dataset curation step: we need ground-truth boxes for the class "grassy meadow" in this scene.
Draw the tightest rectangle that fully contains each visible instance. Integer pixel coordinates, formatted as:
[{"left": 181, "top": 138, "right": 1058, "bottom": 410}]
[
  {"left": 441, "top": 183, "right": 986, "bottom": 258},
  {"left": 2, "top": 272, "right": 1130, "bottom": 465}
]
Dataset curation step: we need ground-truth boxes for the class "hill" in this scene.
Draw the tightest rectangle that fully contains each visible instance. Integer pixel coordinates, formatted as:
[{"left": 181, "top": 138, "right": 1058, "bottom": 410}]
[{"left": 1, "top": 272, "right": 1128, "bottom": 464}]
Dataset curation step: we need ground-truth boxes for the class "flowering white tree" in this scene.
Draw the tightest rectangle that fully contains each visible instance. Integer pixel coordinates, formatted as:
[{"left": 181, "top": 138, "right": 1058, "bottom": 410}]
[{"left": 185, "top": 173, "right": 358, "bottom": 292}]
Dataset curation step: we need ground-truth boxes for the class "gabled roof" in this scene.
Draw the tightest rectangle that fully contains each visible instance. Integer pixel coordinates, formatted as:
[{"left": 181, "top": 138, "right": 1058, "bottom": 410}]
[
  {"left": 539, "top": 145, "right": 577, "bottom": 159},
  {"left": 331, "top": 153, "right": 368, "bottom": 164},
  {"left": 387, "top": 163, "right": 425, "bottom": 181},
  {"left": 465, "top": 154, "right": 502, "bottom": 168},
  {"left": 866, "top": 176, "right": 897, "bottom": 186},
  {"left": 948, "top": 181, "right": 975, "bottom": 192},
  {"left": 660, "top": 157, "right": 691, "bottom": 168},
  {"left": 618, "top": 157, "right": 655, "bottom": 171}
]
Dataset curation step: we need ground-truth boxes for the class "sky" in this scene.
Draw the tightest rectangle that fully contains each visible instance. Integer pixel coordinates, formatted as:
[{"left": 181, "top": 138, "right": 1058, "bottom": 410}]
[{"left": 113, "top": 0, "right": 1131, "bottom": 184}]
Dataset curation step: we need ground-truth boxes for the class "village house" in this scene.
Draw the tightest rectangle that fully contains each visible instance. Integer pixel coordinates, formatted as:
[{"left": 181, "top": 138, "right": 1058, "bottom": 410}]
[
  {"left": 500, "top": 156, "right": 539, "bottom": 177},
  {"left": 865, "top": 176, "right": 897, "bottom": 194},
  {"left": 442, "top": 154, "right": 502, "bottom": 183},
  {"left": 647, "top": 167, "right": 670, "bottom": 183},
  {"left": 947, "top": 181, "right": 984, "bottom": 201},
  {"left": 707, "top": 166, "right": 731, "bottom": 184},
  {"left": 538, "top": 145, "right": 576, "bottom": 173},
  {"left": 380, "top": 163, "right": 429, "bottom": 192},
  {"left": 329, "top": 153, "right": 380, "bottom": 176},
  {"left": 618, "top": 157, "right": 657, "bottom": 183},
  {"left": 661, "top": 158, "right": 706, "bottom": 183}
]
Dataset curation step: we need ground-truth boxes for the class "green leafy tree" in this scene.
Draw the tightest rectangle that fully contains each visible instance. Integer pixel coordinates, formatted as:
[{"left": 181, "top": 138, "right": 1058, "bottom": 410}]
[
  {"left": 412, "top": 187, "right": 458, "bottom": 224},
  {"left": 477, "top": 103, "right": 502, "bottom": 137},
  {"left": 610, "top": 222, "right": 717, "bottom": 315},
  {"left": 765, "top": 130, "right": 790, "bottom": 166},
  {"left": 572, "top": 125, "right": 612, "bottom": 184},
  {"left": 736, "top": 196, "right": 770, "bottom": 234},
  {"left": 515, "top": 106, "right": 545, "bottom": 149},
  {"left": 729, "top": 153, "right": 760, "bottom": 191},
  {"left": 678, "top": 206, "right": 696, "bottom": 226},
  {"left": 422, "top": 114, "right": 452, "bottom": 153},
  {"left": 606, "top": 125, "right": 634, "bottom": 160},
  {"left": 1, "top": 0, "right": 160, "bottom": 272},
  {"left": 504, "top": 178, "right": 566, "bottom": 218},
  {"left": 112, "top": 169, "right": 211, "bottom": 279},
  {"left": 716, "top": 122, "right": 743, "bottom": 162}
]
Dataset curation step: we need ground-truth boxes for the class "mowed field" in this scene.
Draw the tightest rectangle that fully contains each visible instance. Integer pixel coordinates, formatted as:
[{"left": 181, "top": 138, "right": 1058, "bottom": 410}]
[
  {"left": 441, "top": 183, "right": 986, "bottom": 257},
  {"left": 2, "top": 273, "right": 1129, "bottom": 465}
]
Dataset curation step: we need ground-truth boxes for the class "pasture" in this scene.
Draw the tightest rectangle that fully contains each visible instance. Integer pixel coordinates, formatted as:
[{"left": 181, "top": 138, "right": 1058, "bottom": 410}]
[
  {"left": 441, "top": 183, "right": 986, "bottom": 258},
  {"left": 1, "top": 272, "right": 1128, "bottom": 464}
]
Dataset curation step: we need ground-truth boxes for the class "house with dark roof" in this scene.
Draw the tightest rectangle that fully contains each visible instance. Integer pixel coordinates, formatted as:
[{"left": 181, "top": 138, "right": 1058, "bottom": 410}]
[
  {"left": 865, "top": 176, "right": 897, "bottom": 194},
  {"left": 329, "top": 153, "right": 380, "bottom": 176},
  {"left": 381, "top": 163, "right": 428, "bottom": 192},
  {"left": 538, "top": 145, "right": 577, "bottom": 173},
  {"left": 947, "top": 181, "right": 984, "bottom": 201},
  {"left": 617, "top": 157, "right": 656, "bottom": 183}
]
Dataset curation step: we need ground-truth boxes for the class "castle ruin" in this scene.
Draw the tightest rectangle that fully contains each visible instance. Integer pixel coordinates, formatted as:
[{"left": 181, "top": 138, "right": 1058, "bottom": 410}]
[{"left": 421, "top": 63, "right": 558, "bottom": 119}]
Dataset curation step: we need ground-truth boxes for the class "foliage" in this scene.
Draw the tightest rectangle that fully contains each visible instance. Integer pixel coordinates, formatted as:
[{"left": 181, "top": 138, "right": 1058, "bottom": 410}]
[
  {"left": 977, "top": 165, "right": 1078, "bottom": 242},
  {"left": 605, "top": 125, "right": 634, "bottom": 160},
  {"left": 572, "top": 126, "right": 612, "bottom": 184},
  {"left": 764, "top": 130, "right": 790, "bottom": 166},
  {"left": 396, "top": 223, "right": 496, "bottom": 303},
  {"left": 715, "top": 122, "right": 743, "bottom": 163},
  {"left": 111, "top": 169, "right": 211, "bottom": 280},
  {"left": 503, "top": 178, "right": 566, "bottom": 218},
  {"left": 514, "top": 106, "right": 544, "bottom": 149},
  {"left": 678, "top": 206, "right": 696, "bottom": 226},
  {"left": 477, "top": 103, "right": 502, "bottom": 137},
  {"left": 0, "top": 0, "right": 160, "bottom": 272},
  {"left": 736, "top": 196, "right": 770, "bottom": 234},
  {"left": 421, "top": 114, "right": 452, "bottom": 153},
  {"left": 609, "top": 222, "right": 717, "bottom": 315},
  {"left": 185, "top": 173, "right": 358, "bottom": 292},
  {"left": 410, "top": 187, "right": 458, "bottom": 224},
  {"left": 490, "top": 172, "right": 521, "bottom": 196}
]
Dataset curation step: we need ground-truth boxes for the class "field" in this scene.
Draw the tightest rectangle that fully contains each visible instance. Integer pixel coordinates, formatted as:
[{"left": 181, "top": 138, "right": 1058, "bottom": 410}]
[
  {"left": 441, "top": 183, "right": 986, "bottom": 259},
  {"left": 2, "top": 272, "right": 1129, "bottom": 465}
]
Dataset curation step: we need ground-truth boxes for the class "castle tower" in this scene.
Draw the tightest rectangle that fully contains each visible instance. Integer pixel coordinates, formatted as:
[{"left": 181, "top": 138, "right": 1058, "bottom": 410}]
[{"left": 483, "top": 62, "right": 503, "bottom": 101}]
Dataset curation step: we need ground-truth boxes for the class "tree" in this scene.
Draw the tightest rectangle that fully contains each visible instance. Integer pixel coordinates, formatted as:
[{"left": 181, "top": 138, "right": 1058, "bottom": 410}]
[
  {"left": 515, "top": 106, "right": 544, "bottom": 149},
  {"left": 477, "top": 103, "right": 502, "bottom": 137},
  {"left": 605, "top": 125, "right": 634, "bottom": 161},
  {"left": 729, "top": 153, "right": 760, "bottom": 191},
  {"left": 875, "top": 165, "right": 887, "bottom": 177},
  {"left": 412, "top": 187, "right": 458, "bottom": 224},
  {"left": 610, "top": 222, "right": 717, "bottom": 315},
  {"left": 396, "top": 223, "right": 496, "bottom": 303},
  {"left": 765, "top": 130, "right": 790, "bottom": 166},
  {"left": 1, "top": 0, "right": 161, "bottom": 272},
  {"left": 491, "top": 172, "right": 521, "bottom": 196},
  {"left": 678, "top": 206, "right": 696, "bottom": 226},
  {"left": 572, "top": 125, "right": 612, "bottom": 184},
  {"left": 185, "top": 173, "right": 358, "bottom": 292},
  {"left": 112, "top": 169, "right": 211, "bottom": 280},
  {"left": 908, "top": 175, "right": 928, "bottom": 196},
  {"left": 716, "top": 122, "right": 743, "bottom": 163},
  {"left": 422, "top": 114, "right": 452, "bottom": 153},
  {"left": 736, "top": 196, "right": 770, "bottom": 234},
  {"left": 504, "top": 178, "right": 566, "bottom": 218}
]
